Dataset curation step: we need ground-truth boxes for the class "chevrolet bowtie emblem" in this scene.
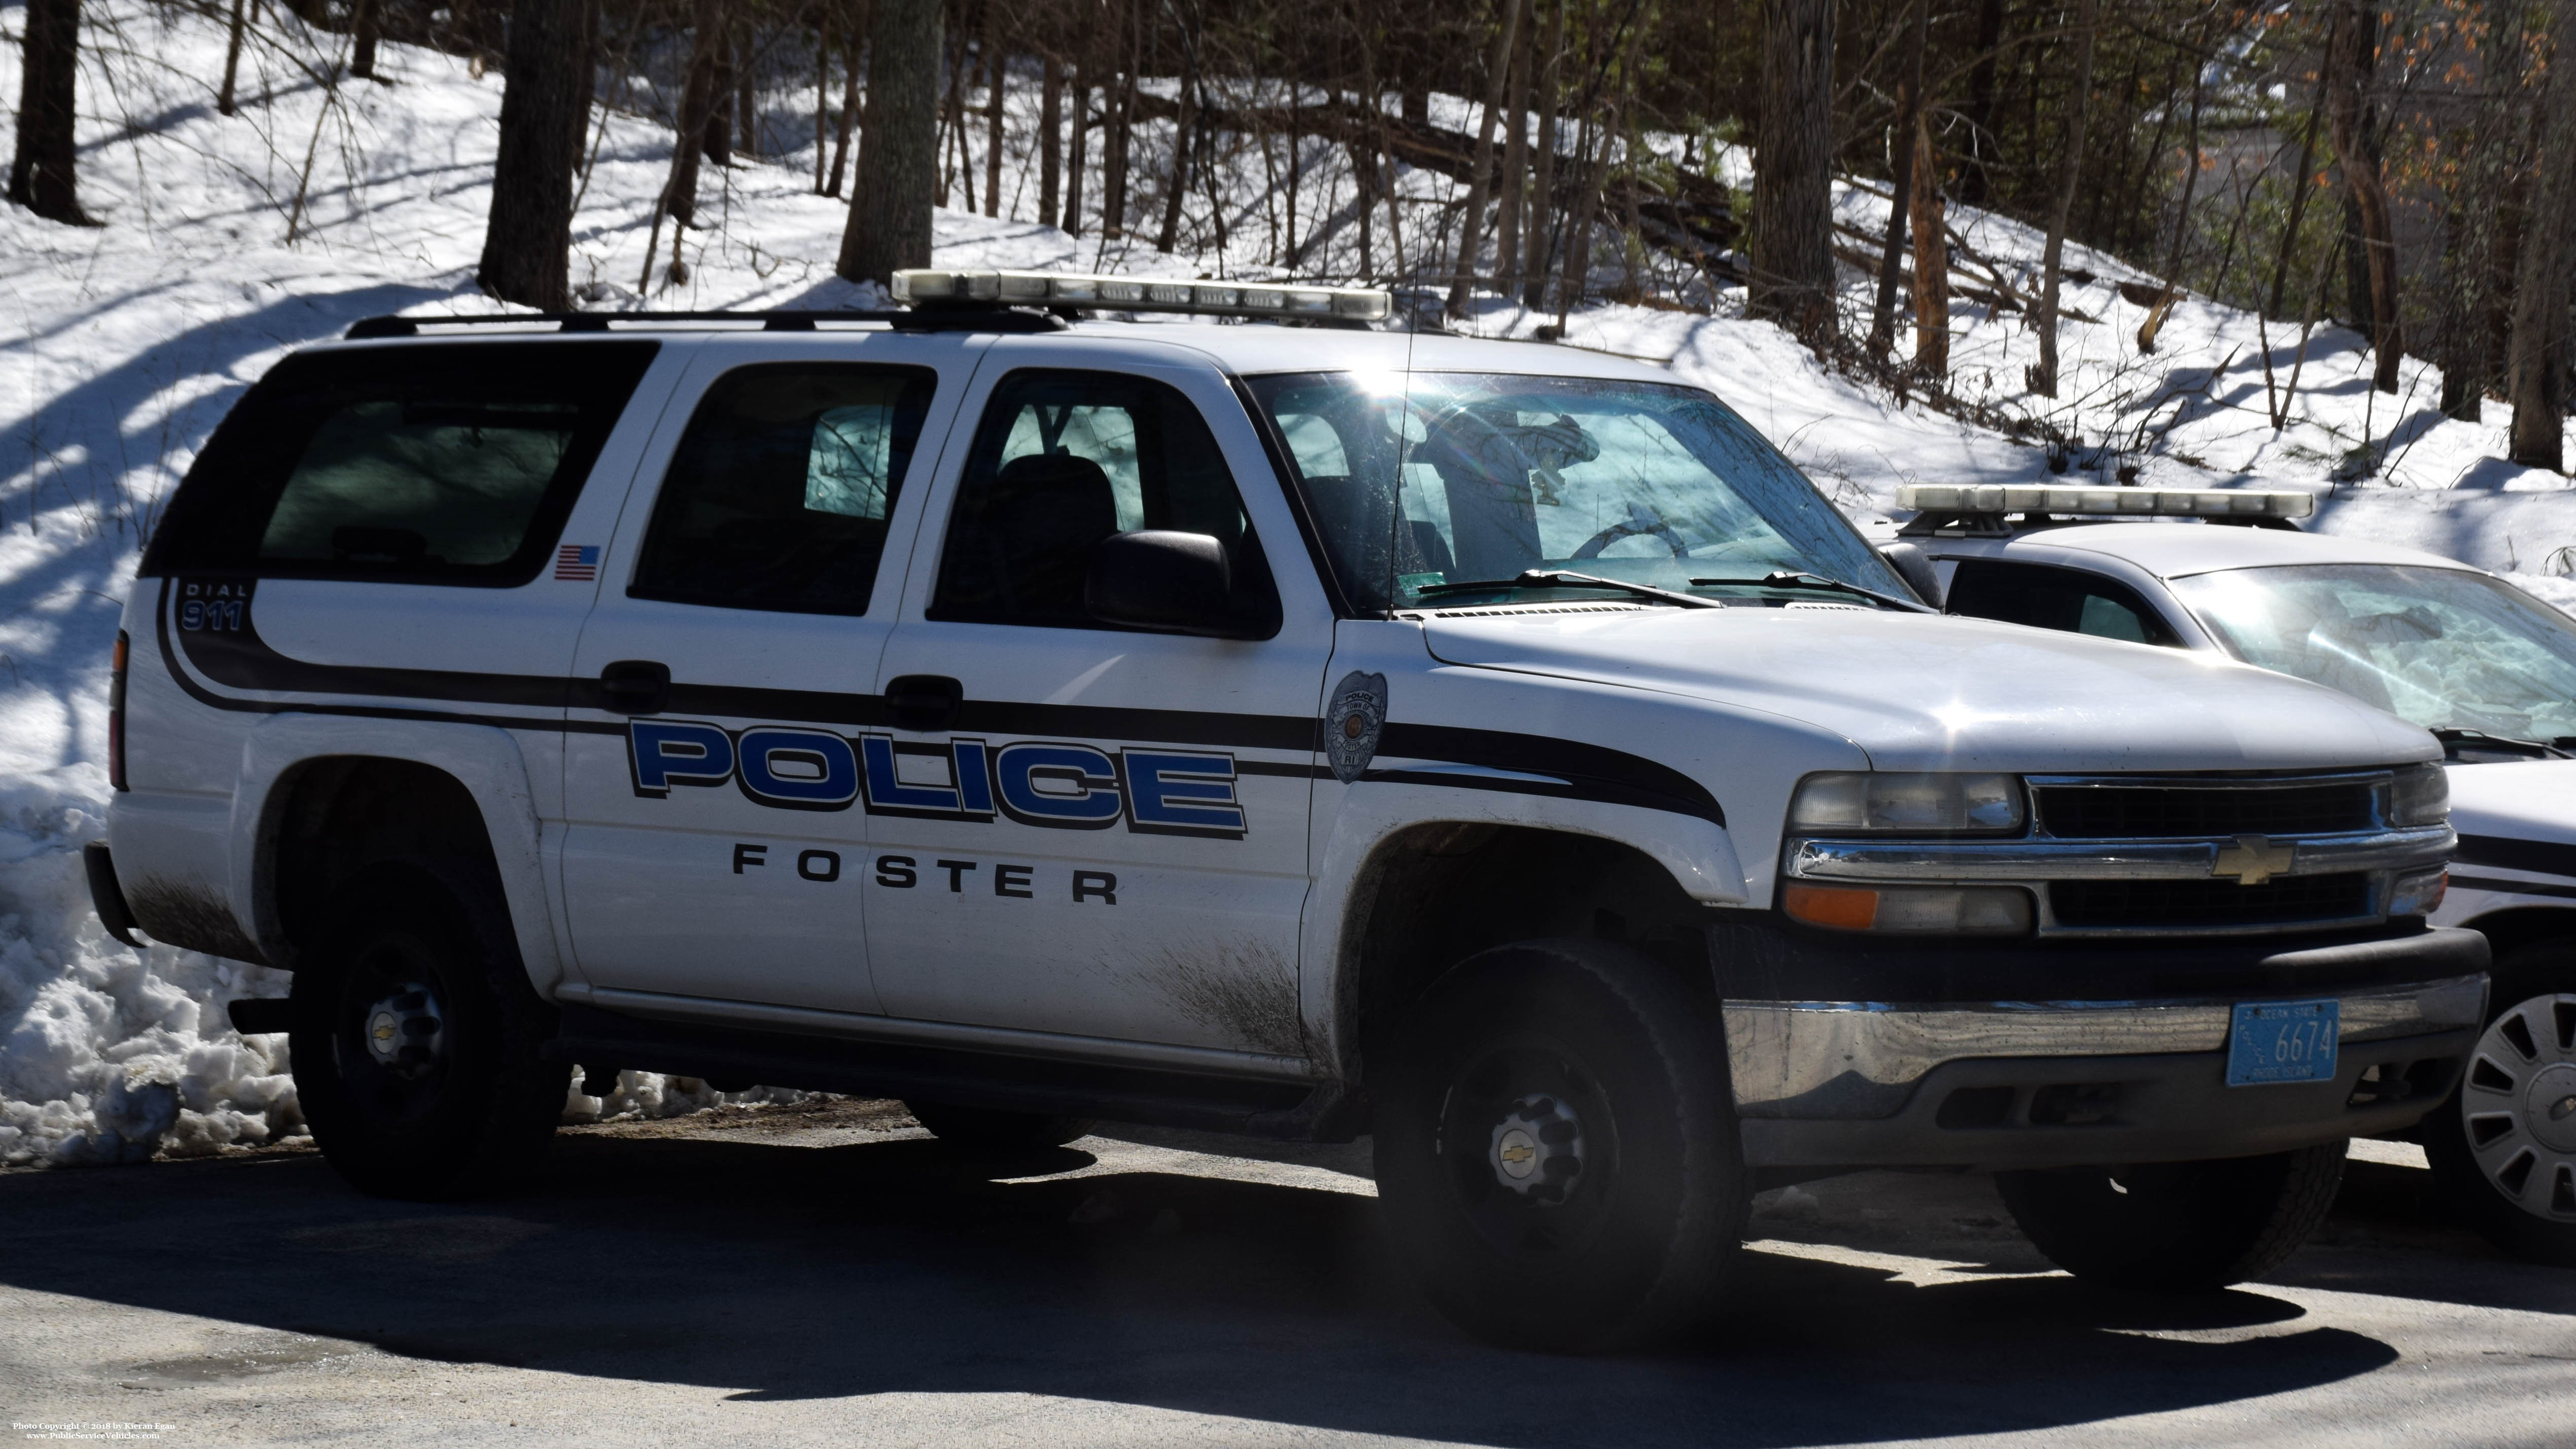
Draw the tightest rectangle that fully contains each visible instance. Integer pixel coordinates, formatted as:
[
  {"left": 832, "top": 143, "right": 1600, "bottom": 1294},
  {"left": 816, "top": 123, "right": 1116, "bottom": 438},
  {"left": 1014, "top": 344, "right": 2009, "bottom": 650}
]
[{"left": 2211, "top": 834, "right": 2296, "bottom": 886}]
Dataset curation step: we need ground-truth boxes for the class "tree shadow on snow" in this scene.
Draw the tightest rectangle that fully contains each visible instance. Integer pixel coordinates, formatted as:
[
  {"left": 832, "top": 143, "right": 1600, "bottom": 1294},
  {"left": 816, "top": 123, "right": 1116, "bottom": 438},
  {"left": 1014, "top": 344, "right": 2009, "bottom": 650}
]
[{"left": 0, "top": 1128, "right": 2445, "bottom": 1446}]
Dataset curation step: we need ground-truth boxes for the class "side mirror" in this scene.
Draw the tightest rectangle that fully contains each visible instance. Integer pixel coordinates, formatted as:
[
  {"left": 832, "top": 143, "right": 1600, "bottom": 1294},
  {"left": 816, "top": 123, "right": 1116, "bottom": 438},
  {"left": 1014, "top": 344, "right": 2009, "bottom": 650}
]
[
  {"left": 1086, "top": 530, "right": 1240, "bottom": 635},
  {"left": 1879, "top": 540, "right": 1943, "bottom": 609}
]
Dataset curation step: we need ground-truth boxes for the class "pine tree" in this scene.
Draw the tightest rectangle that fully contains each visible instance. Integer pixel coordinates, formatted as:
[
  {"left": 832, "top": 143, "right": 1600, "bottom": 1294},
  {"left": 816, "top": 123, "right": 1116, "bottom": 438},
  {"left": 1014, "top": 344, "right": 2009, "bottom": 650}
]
[{"left": 838, "top": 0, "right": 944, "bottom": 285}]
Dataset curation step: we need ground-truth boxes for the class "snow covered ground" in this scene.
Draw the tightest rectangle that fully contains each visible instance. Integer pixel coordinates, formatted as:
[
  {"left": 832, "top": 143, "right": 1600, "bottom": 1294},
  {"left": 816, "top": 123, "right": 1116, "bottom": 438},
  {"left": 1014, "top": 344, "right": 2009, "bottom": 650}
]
[{"left": 4, "top": 0, "right": 2571, "bottom": 1166}]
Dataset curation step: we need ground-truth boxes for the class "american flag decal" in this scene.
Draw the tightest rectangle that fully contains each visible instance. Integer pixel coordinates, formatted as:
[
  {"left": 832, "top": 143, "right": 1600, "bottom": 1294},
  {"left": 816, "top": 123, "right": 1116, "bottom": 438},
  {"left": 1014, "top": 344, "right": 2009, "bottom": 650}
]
[{"left": 555, "top": 545, "right": 600, "bottom": 581}]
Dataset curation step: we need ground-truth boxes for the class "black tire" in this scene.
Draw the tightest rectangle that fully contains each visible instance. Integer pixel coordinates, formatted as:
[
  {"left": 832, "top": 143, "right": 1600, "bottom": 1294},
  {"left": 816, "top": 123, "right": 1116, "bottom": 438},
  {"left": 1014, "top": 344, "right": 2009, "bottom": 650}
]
[
  {"left": 1995, "top": 1141, "right": 2347, "bottom": 1291},
  {"left": 902, "top": 1099, "right": 1094, "bottom": 1150},
  {"left": 289, "top": 859, "right": 563, "bottom": 1200},
  {"left": 2423, "top": 939, "right": 2576, "bottom": 1266},
  {"left": 1372, "top": 939, "right": 1745, "bottom": 1352}
]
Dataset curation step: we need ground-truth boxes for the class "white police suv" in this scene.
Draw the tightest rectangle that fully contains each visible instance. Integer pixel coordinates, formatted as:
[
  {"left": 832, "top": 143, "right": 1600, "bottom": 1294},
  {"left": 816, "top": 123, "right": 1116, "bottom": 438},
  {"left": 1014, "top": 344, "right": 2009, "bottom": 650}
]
[
  {"left": 1909, "top": 483, "right": 2576, "bottom": 1265},
  {"left": 89, "top": 277, "right": 2485, "bottom": 1350}
]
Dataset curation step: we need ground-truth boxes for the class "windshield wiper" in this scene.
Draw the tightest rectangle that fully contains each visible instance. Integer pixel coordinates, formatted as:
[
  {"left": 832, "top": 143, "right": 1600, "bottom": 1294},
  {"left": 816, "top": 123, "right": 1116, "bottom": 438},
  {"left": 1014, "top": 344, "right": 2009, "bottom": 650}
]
[
  {"left": 1688, "top": 571, "right": 1933, "bottom": 614},
  {"left": 2429, "top": 727, "right": 2570, "bottom": 760},
  {"left": 1410, "top": 569, "right": 1725, "bottom": 610}
]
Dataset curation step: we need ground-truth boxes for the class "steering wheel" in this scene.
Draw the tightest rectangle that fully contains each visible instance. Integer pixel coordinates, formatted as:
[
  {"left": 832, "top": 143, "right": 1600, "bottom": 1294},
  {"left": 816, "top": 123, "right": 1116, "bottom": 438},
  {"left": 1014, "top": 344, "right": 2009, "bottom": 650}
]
[{"left": 1572, "top": 518, "right": 1690, "bottom": 560}]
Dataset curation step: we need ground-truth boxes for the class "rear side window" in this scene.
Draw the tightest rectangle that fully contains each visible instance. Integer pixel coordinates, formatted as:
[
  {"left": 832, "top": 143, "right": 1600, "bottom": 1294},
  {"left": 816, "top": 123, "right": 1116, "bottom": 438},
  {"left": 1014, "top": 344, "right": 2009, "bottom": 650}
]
[
  {"left": 142, "top": 341, "right": 658, "bottom": 585},
  {"left": 931, "top": 369, "right": 1278, "bottom": 633},
  {"left": 1946, "top": 559, "right": 2180, "bottom": 646},
  {"left": 629, "top": 364, "right": 937, "bottom": 616}
]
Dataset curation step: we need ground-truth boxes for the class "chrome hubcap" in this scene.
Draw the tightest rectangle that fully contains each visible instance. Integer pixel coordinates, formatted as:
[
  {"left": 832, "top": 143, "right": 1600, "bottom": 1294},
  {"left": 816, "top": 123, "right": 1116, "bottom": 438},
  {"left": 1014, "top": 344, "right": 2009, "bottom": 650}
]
[
  {"left": 2462, "top": 993, "right": 2576, "bottom": 1219},
  {"left": 1488, "top": 1094, "right": 1585, "bottom": 1204},
  {"left": 362, "top": 983, "right": 446, "bottom": 1080}
]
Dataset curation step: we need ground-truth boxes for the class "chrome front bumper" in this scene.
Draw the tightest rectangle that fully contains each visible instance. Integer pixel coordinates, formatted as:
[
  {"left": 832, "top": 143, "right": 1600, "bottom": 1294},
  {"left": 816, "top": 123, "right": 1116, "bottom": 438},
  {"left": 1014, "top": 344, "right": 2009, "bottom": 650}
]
[{"left": 1724, "top": 973, "right": 2488, "bottom": 1169}]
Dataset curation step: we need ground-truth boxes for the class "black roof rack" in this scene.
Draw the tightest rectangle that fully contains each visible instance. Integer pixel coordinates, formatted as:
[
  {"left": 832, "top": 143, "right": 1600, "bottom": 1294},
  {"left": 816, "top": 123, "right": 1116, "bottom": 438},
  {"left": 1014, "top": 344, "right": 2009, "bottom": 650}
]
[{"left": 342, "top": 308, "right": 1066, "bottom": 340}]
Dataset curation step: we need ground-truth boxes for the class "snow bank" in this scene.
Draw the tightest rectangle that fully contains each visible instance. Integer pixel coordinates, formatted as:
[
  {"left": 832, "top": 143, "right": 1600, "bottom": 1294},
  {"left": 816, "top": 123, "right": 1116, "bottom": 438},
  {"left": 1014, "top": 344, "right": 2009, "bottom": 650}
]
[{"left": 3, "top": 0, "right": 2570, "bottom": 1166}]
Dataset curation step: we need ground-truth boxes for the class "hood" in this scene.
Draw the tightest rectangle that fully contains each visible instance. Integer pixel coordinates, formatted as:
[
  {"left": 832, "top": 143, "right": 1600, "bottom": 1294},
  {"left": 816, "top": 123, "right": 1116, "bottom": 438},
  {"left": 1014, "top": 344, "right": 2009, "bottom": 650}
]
[
  {"left": 2446, "top": 759, "right": 2576, "bottom": 849},
  {"left": 1420, "top": 605, "right": 2440, "bottom": 774}
]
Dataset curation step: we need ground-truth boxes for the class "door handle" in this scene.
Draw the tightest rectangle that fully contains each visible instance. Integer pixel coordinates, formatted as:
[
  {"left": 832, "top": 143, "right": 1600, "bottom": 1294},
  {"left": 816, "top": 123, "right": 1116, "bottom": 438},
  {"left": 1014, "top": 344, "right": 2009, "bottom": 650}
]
[
  {"left": 883, "top": 674, "right": 963, "bottom": 733},
  {"left": 599, "top": 660, "right": 671, "bottom": 715}
]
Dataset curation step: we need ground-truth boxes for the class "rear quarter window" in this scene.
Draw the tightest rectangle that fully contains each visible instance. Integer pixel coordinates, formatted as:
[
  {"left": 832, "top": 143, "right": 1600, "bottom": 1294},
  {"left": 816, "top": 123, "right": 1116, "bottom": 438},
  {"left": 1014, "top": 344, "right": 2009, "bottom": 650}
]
[{"left": 140, "top": 340, "right": 660, "bottom": 586}]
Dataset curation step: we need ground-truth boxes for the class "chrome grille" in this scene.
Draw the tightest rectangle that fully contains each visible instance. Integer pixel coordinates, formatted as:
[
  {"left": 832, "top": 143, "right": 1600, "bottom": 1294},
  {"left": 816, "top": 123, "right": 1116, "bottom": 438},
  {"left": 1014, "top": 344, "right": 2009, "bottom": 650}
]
[
  {"left": 2049, "top": 873, "right": 2374, "bottom": 930},
  {"left": 2032, "top": 778, "right": 2377, "bottom": 839}
]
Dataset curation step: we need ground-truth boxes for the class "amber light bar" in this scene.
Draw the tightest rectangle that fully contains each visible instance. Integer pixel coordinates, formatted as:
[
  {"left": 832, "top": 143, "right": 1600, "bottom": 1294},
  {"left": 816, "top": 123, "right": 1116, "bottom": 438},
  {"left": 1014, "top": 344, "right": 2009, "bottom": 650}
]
[{"left": 893, "top": 269, "right": 1393, "bottom": 322}]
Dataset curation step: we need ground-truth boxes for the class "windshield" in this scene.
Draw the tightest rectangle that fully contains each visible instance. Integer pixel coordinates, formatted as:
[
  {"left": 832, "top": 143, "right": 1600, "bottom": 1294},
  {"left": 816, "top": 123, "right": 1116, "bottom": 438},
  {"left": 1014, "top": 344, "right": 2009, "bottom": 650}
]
[
  {"left": 2170, "top": 563, "right": 2576, "bottom": 743},
  {"left": 1244, "top": 371, "right": 1907, "bottom": 612}
]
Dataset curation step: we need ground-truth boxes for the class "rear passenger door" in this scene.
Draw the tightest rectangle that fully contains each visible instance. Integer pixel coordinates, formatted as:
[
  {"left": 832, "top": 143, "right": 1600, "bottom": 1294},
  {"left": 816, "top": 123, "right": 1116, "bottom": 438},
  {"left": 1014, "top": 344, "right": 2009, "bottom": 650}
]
[
  {"left": 864, "top": 343, "right": 1333, "bottom": 1058},
  {"left": 557, "top": 333, "right": 984, "bottom": 1015}
]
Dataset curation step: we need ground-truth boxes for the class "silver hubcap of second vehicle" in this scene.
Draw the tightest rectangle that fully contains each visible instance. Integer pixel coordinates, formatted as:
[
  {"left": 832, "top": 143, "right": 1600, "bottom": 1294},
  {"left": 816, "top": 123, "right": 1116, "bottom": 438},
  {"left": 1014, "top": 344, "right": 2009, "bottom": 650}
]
[
  {"left": 1489, "top": 1094, "right": 1585, "bottom": 1203},
  {"left": 363, "top": 983, "right": 446, "bottom": 1079},
  {"left": 2461, "top": 993, "right": 2576, "bottom": 1220}
]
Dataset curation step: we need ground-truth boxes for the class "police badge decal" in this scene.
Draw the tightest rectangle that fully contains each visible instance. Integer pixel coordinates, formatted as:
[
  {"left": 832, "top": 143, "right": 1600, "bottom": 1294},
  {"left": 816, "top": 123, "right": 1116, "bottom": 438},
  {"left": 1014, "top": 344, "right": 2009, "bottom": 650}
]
[{"left": 1323, "top": 671, "right": 1388, "bottom": 784}]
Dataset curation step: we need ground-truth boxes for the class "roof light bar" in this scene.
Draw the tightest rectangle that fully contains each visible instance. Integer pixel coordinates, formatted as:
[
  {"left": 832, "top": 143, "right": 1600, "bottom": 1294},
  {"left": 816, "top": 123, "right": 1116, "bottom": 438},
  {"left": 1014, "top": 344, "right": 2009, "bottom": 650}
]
[
  {"left": 1897, "top": 484, "right": 2314, "bottom": 521},
  {"left": 893, "top": 269, "right": 1392, "bottom": 322}
]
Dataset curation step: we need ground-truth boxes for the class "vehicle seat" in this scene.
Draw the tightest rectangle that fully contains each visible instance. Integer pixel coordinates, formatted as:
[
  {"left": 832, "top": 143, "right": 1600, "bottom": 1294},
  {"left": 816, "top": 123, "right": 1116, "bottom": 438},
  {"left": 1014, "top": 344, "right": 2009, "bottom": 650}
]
[{"left": 977, "top": 451, "right": 1120, "bottom": 620}]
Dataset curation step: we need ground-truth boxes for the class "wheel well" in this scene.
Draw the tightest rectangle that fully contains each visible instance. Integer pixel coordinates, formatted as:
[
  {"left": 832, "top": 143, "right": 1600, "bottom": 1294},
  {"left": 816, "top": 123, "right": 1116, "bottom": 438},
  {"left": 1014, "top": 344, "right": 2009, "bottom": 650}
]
[
  {"left": 1341, "top": 824, "right": 1708, "bottom": 1082},
  {"left": 259, "top": 756, "right": 501, "bottom": 967},
  {"left": 2452, "top": 905, "right": 2576, "bottom": 993}
]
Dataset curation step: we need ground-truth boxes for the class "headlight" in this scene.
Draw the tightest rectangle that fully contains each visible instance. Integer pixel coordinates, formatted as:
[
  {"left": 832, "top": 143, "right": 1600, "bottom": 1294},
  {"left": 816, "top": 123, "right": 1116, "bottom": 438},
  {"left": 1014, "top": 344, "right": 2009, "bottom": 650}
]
[
  {"left": 1782, "top": 883, "right": 2035, "bottom": 936},
  {"left": 1788, "top": 772, "right": 2026, "bottom": 835},
  {"left": 2390, "top": 764, "right": 2448, "bottom": 827}
]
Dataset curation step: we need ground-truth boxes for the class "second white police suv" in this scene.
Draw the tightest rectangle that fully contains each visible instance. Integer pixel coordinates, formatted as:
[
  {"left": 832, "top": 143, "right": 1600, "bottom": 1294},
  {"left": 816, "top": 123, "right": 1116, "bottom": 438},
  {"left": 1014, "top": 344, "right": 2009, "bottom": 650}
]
[{"left": 95, "top": 273, "right": 2484, "bottom": 1351}]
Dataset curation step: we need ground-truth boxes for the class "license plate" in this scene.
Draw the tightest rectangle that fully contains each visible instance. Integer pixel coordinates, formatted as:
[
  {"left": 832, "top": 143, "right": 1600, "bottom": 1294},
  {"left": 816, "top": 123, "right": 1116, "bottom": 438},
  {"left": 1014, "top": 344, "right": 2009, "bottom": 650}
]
[{"left": 2227, "top": 999, "right": 2342, "bottom": 1086}]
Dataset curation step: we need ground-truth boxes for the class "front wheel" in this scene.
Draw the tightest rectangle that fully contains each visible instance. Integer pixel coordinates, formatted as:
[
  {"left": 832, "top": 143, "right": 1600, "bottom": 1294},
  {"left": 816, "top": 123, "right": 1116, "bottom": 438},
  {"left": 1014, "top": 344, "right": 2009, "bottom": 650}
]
[
  {"left": 2423, "top": 947, "right": 2576, "bottom": 1266},
  {"left": 290, "top": 859, "right": 563, "bottom": 1200},
  {"left": 1995, "top": 1141, "right": 2347, "bottom": 1291},
  {"left": 1373, "top": 939, "right": 1745, "bottom": 1352}
]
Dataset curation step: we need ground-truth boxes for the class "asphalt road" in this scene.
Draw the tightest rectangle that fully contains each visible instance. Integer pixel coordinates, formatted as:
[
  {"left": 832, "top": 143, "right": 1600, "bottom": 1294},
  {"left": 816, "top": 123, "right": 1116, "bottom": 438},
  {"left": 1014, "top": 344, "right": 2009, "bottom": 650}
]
[{"left": 3, "top": 1101, "right": 2570, "bottom": 1448}]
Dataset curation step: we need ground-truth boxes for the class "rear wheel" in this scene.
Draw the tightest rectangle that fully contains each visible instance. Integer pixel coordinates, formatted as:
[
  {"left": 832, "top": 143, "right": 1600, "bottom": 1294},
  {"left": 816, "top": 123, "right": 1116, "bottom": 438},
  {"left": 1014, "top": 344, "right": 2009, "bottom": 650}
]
[
  {"left": 1995, "top": 1141, "right": 2347, "bottom": 1290},
  {"left": 2424, "top": 941, "right": 2576, "bottom": 1266},
  {"left": 290, "top": 860, "right": 562, "bottom": 1200},
  {"left": 1373, "top": 939, "right": 1744, "bottom": 1352},
  {"left": 902, "top": 1100, "right": 1094, "bottom": 1151}
]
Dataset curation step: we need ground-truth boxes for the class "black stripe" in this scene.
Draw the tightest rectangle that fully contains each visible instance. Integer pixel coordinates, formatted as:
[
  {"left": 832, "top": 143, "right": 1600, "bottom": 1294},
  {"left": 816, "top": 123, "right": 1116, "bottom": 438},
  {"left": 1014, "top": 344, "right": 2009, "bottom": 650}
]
[
  {"left": 2449, "top": 873, "right": 2576, "bottom": 901},
  {"left": 161, "top": 579, "right": 1724, "bottom": 824},
  {"left": 1380, "top": 721, "right": 1725, "bottom": 826},
  {"left": 2456, "top": 834, "right": 2576, "bottom": 879}
]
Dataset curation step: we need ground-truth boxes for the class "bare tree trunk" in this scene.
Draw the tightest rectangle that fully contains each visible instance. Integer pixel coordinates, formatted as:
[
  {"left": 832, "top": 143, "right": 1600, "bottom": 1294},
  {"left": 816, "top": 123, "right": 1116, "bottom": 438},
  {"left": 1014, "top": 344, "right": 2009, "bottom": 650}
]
[
  {"left": 1961, "top": 0, "right": 2002, "bottom": 205},
  {"left": 1445, "top": 0, "right": 1529, "bottom": 318},
  {"left": 705, "top": 22, "right": 737, "bottom": 165},
  {"left": 1750, "top": 0, "right": 1837, "bottom": 343},
  {"left": 734, "top": 20, "right": 758, "bottom": 159},
  {"left": 1065, "top": 46, "right": 1090, "bottom": 236},
  {"left": 815, "top": 8, "right": 833, "bottom": 192},
  {"left": 478, "top": 0, "right": 591, "bottom": 308},
  {"left": 9, "top": 0, "right": 94, "bottom": 225},
  {"left": 1102, "top": 2, "right": 1133, "bottom": 236},
  {"left": 351, "top": 0, "right": 381, "bottom": 80},
  {"left": 2265, "top": 64, "right": 2326, "bottom": 317},
  {"left": 827, "top": 1, "right": 866, "bottom": 198},
  {"left": 983, "top": 0, "right": 1005, "bottom": 217},
  {"left": 1040, "top": 51, "right": 1063, "bottom": 227},
  {"left": 838, "top": 0, "right": 943, "bottom": 285},
  {"left": 2325, "top": 0, "right": 2401, "bottom": 393},
  {"left": 1522, "top": 0, "right": 1561, "bottom": 307},
  {"left": 1154, "top": 18, "right": 1201, "bottom": 253},
  {"left": 2509, "top": 0, "right": 2576, "bottom": 469},
  {"left": 2028, "top": 0, "right": 2097, "bottom": 398},
  {"left": 1867, "top": 0, "right": 1928, "bottom": 357},
  {"left": 663, "top": 0, "right": 727, "bottom": 229},
  {"left": 1911, "top": 114, "right": 1948, "bottom": 379},
  {"left": 1494, "top": 0, "right": 1534, "bottom": 305},
  {"left": 1556, "top": 102, "right": 1615, "bottom": 327},
  {"left": 2137, "top": 19, "right": 2207, "bottom": 356},
  {"left": 218, "top": 0, "right": 248, "bottom": 116}
]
